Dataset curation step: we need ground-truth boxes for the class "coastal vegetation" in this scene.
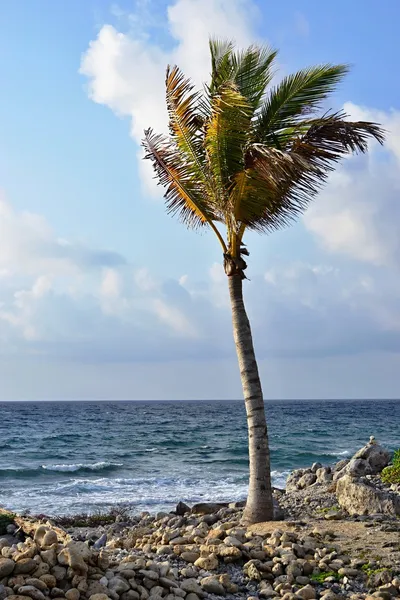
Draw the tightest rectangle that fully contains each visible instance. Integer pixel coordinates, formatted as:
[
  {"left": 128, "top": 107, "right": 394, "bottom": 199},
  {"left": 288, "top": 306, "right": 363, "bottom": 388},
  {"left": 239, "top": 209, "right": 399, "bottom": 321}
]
[
  {"left": 381, "top": 449, "right": 400, "bottom": 484},
  {"left": 143, "top": 40, "right": 384, "bottom": 524}
]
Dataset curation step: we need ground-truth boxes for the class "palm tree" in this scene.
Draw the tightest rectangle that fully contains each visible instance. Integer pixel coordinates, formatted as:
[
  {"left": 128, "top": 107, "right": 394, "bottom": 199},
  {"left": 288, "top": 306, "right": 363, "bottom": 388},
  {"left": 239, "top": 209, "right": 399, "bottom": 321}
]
[{"left": 142, "top": 40, "right": 384, "bottom": 525}]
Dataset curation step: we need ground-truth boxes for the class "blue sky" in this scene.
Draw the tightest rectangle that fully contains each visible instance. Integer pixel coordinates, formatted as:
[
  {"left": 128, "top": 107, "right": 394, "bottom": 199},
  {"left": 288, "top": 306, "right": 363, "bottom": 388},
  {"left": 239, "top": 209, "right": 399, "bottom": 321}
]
[{"left": 0, "top": 0, "right": 399, "bottom": 400}]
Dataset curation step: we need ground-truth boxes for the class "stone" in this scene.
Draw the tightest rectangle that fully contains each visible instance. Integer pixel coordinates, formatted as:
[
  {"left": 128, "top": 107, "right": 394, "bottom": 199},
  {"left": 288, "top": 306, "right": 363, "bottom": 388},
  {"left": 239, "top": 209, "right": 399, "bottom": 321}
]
[
  {"left": 347, "top": 458, "right": 372, "bottom": 477},
  {"left": 180, "top": 580, "right": 203, "bottom": 596},
  {"left": 40, "top": 549, "right": 57, "bottom": 567},
  {"left": 316, "top": 467, "right": 333, "bottom": 484},
  {"left": 200, "top": 577, "right": 225, "bottom": 596},
  {"left": 297, "top": 473, "right": 317, "bottom": 489},
  {"left": 25, "top": 580, "right": 47, "bottom": 591},
  {"left": 93, "top": 534, "right": 107, "bottom": 550},
  {"left": 191, "top": 503, "right": 227, "bottom": 515},
  {"left": 0, "top": 584, "right": 7, "bottom": 600},
  {"left": 108, "top": 578, "right": 130, "bottom": 595},
  {"left": 175, "top": 502, "right": 190, "bottom": 516},
  {"left": 194, "top": 555, "right": 218, "bottom": 571},
  {"left": 89, "top": 596, "right": 110, "bottom": 600},
  {"left": 311, "top": 463, "right": 323, "bottom": 473},
  {"left": 180, "top": 552, "right": 199, "bottom": 563},
  {"left": 17, "top": 586, "right": 46, "bottom": 600},
  {"left": 0, "top": 557, "right": 15, "bottom": 577},
  {"left": 14, "top": 559, "right": 37, "bottom": 575},
  {"left": 217, "top": 546, "right": 242, "bottom": 560},
  {"left": 42, "top": 531, "right": 58, "bottom": 548},
  {"left": 65, "top": 590, "right": 80, "bottom": 600},
  {"left": 51, "top": 566, "right": 67, "bottom": 581},
  {"left": 352, "top": 438, "right": 390, "bottom": 473},
  {"left": 336, "top": 474, "right": 400, "bottom": 516},
  {"left": 295, "top": 585, "right": 316, "bottom": 600},
  {"left": 39, "top": 575, "right": 56, "bottom": 588},
  {"left": 223, "top": 536, "right": 242, "bottom": 548}
]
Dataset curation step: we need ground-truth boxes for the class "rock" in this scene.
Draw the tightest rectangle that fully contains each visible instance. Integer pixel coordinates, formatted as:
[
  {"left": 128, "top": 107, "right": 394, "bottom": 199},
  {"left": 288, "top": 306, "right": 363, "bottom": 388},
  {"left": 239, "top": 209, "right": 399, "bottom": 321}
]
[
  {"left": 89, "top": 596, "right": 110, "bottom": 600},
  {"left": 41, "top": 548, "right": 57, "bottom": 567},
  {"left": 0, "top": 584, "right": 7, "bottom": 600},
  {"left": 297, "top": 473, "right": 317, "bottom": 489},
  {"left": 194, "top": 555, "right": 218, "bottom": 571},
  {"left": 25, "top": 580, "right": 47, "bottom": 591},
  {"left": 175, "top": 502, "right": 190, "bottom": 516},
  {"left": 108, "top": 578, "right": 130, "bottom": 595},
  {"left": 39, "top": 575, "right": 56, "bottom": 588},
  {"left": 65, "top": 590, "right": 80, "bottom": 600},
  {"left": 51, "top": 566, "right": 67, "bottom": 581},
  {"left": 18, "top": 586, "right": 46, "bottom": 600},
  {"left": 180, "top": 579, "right": 203, "bottom": 596},
  {"left": 14, "top": 559, "right": 37, "bottom": 575},
  {"left": 223, "top": 536, "right": 241, "bottom": 547},
  {"left": 42, "top": 531, "right": 58, "bottom": 547},
  {"left": 200, "top": 577, "right": 225, "bottom": 596},
  {"left": 336, "top": 474, "right": 400, "bottom": 516},
  {"left": 347, "top": 458, "right": 372, "bottom": 477},
  {"left": 180, "top": 552, "right": 199, "bottom": 563},
  {"left": 316, "top": 467, "right": 333, "bottom": 484},
  {"left": 217, "top": 546, "right": 242, "bottom": 560},
  {"left": 295, "top": 585, "right": 316, "bottom": 600},
  {"left": 311, "top": 463, "right": 323, "bottom": 473},
  {"left": 93, "top": 534, "right": 107, "bottom": 550},
  {"left": 286, "top": 470, "right": 306, "bottom": 492},
  {"left": 352, "top": 437, "right": 390, "bottom": 473},
  {"left": 57, "top": 543, "right": 89, "bottom": 576},
  {"left": 0, "top": 557, "right": 15, "bottom": 577},
  {"left": 246, "top": 563, "right": 262, "bottom": 581},
  {"left": 191, "top": 503, "right": 227, "bottom": 515}
]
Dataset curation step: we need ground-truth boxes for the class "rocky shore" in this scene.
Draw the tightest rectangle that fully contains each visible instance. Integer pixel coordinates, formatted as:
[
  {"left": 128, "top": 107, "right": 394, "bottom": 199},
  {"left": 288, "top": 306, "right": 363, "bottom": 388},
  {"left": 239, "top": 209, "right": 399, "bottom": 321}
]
[{"left": 1, "top": 438, "right": 399, "bottom": 600}]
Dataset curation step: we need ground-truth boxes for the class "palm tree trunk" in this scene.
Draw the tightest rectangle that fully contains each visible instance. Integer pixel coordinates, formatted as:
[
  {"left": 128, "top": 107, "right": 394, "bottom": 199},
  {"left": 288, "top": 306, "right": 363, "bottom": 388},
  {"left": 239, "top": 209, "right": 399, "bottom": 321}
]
[{"left": 228, "top": 273, "right": 274, "bottom": 524}]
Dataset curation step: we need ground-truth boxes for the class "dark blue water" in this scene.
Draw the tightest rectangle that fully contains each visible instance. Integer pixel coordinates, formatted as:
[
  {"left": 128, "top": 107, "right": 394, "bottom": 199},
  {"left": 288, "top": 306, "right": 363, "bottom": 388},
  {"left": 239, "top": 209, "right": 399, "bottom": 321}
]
[{"left": 0, "top": 400, "right": 398, "bottom": 515}]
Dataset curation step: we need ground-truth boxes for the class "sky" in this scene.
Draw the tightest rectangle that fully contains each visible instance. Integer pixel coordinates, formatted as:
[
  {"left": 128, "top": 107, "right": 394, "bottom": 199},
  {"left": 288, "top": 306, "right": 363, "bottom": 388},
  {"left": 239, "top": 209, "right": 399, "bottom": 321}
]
[{"left": 0, "top": 0, "right": 399, "bottom": 400}]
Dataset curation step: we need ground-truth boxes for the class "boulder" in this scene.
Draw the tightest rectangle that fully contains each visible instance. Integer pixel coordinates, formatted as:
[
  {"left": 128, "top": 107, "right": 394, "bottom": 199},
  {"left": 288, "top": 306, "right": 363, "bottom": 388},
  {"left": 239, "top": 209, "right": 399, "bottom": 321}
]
[
  {"left": 352, "top": 437, "right": 390, "bottom": 473},
  {"left": 336, "top": 474, "right": 400, "bottom": 516},
  {"left": 190, "top": 503, "right": 228, "bottom": 515},
  {"left": 175, "top": 502, "right": 190, "bottom": 516}
]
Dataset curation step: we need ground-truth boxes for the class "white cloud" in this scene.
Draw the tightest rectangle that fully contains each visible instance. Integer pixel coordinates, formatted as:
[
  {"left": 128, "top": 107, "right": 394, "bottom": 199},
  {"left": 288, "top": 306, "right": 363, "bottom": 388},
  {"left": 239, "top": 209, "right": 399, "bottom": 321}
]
[
  {"left": 80, "top": 0, "right": 259, "bottom": 193},
  {"left": 304, "top": 105, "right": 400, "bottom": 267}
]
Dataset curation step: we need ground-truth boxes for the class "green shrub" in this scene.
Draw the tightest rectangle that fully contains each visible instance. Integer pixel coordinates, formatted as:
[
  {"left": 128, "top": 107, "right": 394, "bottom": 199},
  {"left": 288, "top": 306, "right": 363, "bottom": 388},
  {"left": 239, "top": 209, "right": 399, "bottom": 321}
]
[
  {"left": 381, "top": 449, "right": 400, "bottom": 484},
  {"left": 0, "top": 512, "right": 16, "bottom": 535}
]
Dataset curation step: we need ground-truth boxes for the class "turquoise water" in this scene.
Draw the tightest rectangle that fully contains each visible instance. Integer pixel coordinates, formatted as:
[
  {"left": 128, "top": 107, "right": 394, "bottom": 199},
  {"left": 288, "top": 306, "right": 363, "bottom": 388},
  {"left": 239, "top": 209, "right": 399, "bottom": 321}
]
[{"left": 0, "top": 400, "right": 398, "bottom": 515}]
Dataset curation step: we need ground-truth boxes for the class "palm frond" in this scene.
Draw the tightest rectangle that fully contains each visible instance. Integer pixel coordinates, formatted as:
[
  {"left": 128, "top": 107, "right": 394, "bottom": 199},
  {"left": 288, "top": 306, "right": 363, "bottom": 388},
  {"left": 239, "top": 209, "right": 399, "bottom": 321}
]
[
  {"left": 208, "top": 38, "right": 277, "bottom": 110},
  {"left": 253, "top": 64, "right": 349, "bottom": 144},
  {"left": 166, "top": 66, "right": 218, "bottom": 200},
  {"left": 237, "top": 114, "right": 385, "bottom": 233},
  {"left": 204, "top": 83, "right": 252, "bottom": 200},
  {"left": 142, "top": 128, "right": 219, "bottom": 228},
  {"left": 230, "top": 44, "right": 278, "bottom": 109}
]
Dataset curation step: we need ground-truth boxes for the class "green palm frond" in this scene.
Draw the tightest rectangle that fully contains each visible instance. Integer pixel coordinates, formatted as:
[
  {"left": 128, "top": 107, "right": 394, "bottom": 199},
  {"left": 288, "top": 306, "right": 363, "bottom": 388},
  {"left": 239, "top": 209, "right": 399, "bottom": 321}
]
[
  {"left": 237, "top": 113, "right": 384, "bottom": 233},
  {"left": 208, "top": 38, "right": 277, "bottom": 110},
  {"left": 253, "top": 64, "right": 349, "bottom": 145},
  {"left": 204, "top": 83, "right": 252, "bottom": 198},
  {"left": 142, "top": 128, "right": 218, "bottom": 229}
]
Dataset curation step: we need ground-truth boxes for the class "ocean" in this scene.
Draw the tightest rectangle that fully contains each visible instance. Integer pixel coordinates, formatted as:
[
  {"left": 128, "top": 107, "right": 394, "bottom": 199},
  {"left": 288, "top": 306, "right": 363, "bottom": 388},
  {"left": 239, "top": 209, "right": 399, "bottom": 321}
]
[{"left": 0, "top": 400, "right": 399, "bottom": 516}]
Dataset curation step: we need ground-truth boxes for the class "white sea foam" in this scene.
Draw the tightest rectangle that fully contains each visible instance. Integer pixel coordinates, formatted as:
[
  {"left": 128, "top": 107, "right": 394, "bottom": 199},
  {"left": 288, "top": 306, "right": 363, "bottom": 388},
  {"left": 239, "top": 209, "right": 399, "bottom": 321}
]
[{"left": 42, "top": 462, "right": 122, "bottom": 472}]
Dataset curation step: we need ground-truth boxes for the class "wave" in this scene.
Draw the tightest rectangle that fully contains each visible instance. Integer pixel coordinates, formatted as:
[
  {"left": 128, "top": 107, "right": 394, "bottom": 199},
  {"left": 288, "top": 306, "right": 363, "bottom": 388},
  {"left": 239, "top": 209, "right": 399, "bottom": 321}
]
[{"left": 0, "top": 462, "right": 123, "bottom": 478}]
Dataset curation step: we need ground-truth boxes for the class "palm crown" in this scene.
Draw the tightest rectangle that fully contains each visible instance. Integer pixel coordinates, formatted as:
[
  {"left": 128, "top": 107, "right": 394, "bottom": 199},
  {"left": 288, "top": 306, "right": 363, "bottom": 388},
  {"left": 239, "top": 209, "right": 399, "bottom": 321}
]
[{"left": 143, "top": 40, "right": 384, "bottom": 275}]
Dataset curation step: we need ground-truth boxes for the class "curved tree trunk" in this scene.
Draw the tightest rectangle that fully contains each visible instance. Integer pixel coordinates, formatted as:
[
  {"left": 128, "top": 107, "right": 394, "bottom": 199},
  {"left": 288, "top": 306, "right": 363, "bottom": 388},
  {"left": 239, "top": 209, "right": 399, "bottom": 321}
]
[{"left": 228, "top": 273, "right": 274, "bottom": 524}]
